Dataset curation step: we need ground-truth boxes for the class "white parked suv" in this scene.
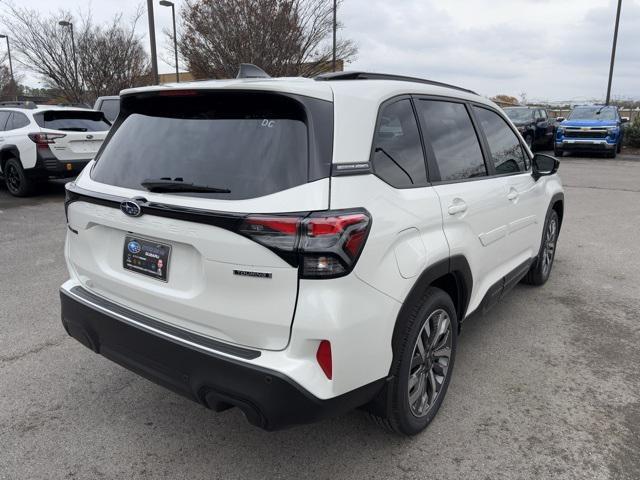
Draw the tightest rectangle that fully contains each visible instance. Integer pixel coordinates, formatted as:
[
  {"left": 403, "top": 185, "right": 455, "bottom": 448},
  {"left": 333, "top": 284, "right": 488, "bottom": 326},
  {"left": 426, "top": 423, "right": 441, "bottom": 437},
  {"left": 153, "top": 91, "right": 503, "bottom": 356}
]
[
  {"left": 0, "top": 102, "right": 110, "bottom": 196},
  {"left": 60, "top": 69, "right": 564, "bottom": 434}
]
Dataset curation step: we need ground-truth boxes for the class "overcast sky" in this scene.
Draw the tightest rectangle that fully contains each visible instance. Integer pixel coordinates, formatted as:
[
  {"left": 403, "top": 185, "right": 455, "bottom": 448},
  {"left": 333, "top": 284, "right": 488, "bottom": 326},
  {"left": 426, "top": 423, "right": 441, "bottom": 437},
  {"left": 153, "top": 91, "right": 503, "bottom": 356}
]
[{"left": 3, "top": 0, "right": 639, "bottom": 101}]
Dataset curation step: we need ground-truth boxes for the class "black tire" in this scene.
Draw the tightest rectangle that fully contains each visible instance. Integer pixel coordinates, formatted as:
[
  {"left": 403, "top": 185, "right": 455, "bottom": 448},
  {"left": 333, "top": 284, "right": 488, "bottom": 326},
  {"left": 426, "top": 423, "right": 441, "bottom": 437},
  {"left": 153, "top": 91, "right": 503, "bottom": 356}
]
[
  {"left": 523, "top": 209, "right": 559, "bottom": 286},
  {"left": 553, "top": 148, "right": 563, "bottom": 158},
  {"left": 369, "top": 287, "right": 458, "bottom": 435},
  {"left": 607, "top": 148, "right": 617, "bottom": 159},
  {"left": 616, "top": 141, "right": 622, "bottom": 154},
  {"left": 4, "top": 157, "right": 35, "bottom": 197}
]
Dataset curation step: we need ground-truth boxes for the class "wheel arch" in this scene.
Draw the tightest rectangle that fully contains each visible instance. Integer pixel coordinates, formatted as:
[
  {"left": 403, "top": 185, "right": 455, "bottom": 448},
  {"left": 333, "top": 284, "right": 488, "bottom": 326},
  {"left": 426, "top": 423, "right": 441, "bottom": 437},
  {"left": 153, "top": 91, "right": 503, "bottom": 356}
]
[
  {"left": 550, "top": 192, "right": 564, "bottom": 230},
  {"left": 392, "top": 255, "right": 472, "bottom": 349},
  {"left": 0, "top": 145, "right": 21, "bottom": 173},
  {"left": 363, "top": 255, "right": 472, "bottom": 420}
]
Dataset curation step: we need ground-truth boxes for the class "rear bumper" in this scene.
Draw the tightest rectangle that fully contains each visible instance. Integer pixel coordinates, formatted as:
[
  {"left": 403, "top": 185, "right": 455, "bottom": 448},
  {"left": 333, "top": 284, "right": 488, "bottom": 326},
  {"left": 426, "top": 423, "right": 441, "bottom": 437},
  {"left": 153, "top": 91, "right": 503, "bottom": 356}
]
[
  {"left": 32, "top": 150, "right": 90, "bottom": 178},
  {"left": 60, "top": 286, "right": 384, "bottom": 430}
]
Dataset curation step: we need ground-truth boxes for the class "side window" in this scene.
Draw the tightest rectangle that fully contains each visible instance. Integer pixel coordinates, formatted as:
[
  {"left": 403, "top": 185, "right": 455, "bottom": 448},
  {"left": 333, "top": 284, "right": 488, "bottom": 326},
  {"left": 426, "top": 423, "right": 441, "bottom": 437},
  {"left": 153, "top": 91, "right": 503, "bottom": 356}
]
[
  {"left": 372, "top": 98, "right": 428, "bottom": 188},
  {"left": 0, "top": 111, "right": 10, "bottom": 131},
  {"left": 416, "top": 100, "right": 486, "bottom": 181},
  {"left": 473, "top": 107, "right": 527, "bottom": 174},
  {"left": 539, "top": 110, "right": 548, "bottom": 121}
]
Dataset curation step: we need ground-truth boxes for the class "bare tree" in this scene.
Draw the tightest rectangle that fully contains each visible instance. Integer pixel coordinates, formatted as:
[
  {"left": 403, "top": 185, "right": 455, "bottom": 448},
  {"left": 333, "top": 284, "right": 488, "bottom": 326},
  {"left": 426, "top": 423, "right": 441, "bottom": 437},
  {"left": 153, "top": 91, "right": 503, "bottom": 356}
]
[
  {"left": 0, "top": 64, "right": 12, "bottom": 99},
  {"left": 0, "top": 3, "right": 150, "bottom": 104},
  {"left": 0, "top": 50, "right": 22, "bottom": 100},
  {"left": 173, "top": 0, "right": 357, "bottom": 79},
  {"left": 77, "top": 9, "right": 150, "bottom": 102}
]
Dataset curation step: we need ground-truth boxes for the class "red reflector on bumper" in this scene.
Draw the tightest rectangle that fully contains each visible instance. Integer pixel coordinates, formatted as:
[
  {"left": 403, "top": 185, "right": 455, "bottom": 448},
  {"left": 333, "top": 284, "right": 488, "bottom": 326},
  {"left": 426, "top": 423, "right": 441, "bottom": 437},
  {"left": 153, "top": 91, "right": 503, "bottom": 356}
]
[{"left": 316, "top": 340, "right": 332, "bottom": 379}]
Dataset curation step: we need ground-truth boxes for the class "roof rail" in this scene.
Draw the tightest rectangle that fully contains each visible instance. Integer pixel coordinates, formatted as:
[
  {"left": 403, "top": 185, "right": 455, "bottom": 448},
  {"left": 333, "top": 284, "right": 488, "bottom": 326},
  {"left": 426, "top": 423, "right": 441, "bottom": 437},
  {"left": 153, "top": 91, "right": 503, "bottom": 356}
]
[
  {"left": 0, "top": 100, "right": 38, "bottom": 109},
  {"left": 314, "top": 71, "right": 477, "bottom": 95}
]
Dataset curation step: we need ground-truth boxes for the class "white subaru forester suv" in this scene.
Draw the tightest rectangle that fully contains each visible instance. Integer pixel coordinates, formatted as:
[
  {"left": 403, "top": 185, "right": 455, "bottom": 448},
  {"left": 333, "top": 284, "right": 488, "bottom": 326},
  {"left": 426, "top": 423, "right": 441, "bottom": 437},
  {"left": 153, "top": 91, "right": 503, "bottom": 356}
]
[{"left": 60, "top": 69, "right": 564, "bottom": 435}]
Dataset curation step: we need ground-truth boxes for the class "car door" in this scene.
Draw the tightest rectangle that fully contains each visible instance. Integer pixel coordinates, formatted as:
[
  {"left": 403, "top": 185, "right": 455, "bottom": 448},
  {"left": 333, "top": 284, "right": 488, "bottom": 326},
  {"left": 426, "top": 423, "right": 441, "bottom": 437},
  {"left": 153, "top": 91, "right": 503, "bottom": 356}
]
[
  {"left": 472, "top": 105, "right": 544, "bottom": 287},
  {"left": 414, "top": 98, "right": 513, "bottom": 314}
]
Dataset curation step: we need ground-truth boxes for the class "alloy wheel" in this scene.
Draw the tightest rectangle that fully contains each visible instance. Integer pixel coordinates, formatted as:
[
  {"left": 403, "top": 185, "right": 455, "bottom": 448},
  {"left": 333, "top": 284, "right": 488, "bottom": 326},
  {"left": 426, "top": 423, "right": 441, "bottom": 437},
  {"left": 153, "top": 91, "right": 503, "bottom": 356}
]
[
  {"left": 6, "top": 163, "right": 21, "bottom": 194},
  {"left": 542, "top": 217, "right": 557, "bottom": 276},
  {"left": 408, "top": 309, "right": 452, "bottom": 417}
]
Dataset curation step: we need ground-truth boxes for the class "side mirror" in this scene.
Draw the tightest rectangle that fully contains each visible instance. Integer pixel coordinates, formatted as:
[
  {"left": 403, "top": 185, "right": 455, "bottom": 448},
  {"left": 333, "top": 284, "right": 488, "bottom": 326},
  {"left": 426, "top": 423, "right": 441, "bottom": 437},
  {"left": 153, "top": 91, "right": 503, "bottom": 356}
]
[
  {"left": 621, "top": 117, "right": 630, "bottom": 124},
  {"left": 532, "top": 153, "right": 559, "bottom": 181},
  {"left": 555, "top": 116, "right": 565, "bottom": 122}
]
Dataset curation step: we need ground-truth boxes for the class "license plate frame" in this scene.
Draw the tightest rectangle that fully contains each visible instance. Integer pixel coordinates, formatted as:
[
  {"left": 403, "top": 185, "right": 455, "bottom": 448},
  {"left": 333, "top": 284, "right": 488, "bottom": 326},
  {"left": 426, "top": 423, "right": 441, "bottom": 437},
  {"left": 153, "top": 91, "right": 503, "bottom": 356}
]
[{"left": 123, "top": 235, "right": 172, "bottom": 282}]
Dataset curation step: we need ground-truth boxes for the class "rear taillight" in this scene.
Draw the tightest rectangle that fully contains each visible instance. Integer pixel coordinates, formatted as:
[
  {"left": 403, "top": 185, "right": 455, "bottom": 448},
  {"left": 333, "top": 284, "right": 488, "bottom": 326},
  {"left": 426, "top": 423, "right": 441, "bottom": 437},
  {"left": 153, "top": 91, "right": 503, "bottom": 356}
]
[
  {"left": 238, "top": 209, "right": 371, "bottom": 279},
  {"left": 28, "top": 133, "right": 66, "bottom": 149}
]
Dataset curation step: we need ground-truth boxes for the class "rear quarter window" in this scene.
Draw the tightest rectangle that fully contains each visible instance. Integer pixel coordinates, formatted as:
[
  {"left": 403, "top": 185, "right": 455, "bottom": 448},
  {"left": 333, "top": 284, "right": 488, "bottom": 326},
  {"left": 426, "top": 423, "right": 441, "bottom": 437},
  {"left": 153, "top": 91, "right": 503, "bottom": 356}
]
[{"left": 371, "top": 98, "right": 428, "bottom": 188}]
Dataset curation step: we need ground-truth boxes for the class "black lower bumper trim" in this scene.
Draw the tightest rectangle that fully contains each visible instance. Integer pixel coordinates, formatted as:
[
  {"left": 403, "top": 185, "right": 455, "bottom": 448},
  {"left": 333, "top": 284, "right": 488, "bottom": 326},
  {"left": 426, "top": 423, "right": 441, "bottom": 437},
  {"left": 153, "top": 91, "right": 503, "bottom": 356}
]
[
  {"left": 31, "top": 153, "right": 90, "bottom": 178},
  {"left": 560, "top": 143, "right": 615, "bottom": 152},
  {"left": 69, "top": 286, "right": 260, "bottom": 360},
  {"left": 60, "top": 288, "right": 384, "bottom": 430}
]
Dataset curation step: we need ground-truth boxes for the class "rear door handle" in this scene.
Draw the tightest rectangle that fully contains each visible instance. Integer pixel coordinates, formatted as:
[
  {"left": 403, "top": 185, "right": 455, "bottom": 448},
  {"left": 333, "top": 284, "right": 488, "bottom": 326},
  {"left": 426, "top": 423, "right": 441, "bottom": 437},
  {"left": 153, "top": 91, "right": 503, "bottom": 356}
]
[
  {"left": 448, "top": 201, "right": 468, "bottom": 215},
  {"left": 507, "top": 189, "right": 519, "bottom": 201}
]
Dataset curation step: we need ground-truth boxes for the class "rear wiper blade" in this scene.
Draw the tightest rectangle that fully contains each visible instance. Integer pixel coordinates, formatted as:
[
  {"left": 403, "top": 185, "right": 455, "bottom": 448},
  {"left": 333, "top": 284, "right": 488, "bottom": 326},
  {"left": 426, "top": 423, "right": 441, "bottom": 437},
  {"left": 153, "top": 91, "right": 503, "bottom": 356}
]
[{"left": 141, "top": 178, "right": 231, "bottom": 193}]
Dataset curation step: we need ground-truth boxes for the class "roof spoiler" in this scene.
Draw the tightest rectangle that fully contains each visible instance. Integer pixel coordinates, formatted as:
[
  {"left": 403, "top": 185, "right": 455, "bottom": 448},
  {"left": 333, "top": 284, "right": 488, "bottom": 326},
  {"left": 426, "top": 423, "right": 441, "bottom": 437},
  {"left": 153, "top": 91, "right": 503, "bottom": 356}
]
[{"left": 236, "top": 64, "right": 271, "bottom": 79}]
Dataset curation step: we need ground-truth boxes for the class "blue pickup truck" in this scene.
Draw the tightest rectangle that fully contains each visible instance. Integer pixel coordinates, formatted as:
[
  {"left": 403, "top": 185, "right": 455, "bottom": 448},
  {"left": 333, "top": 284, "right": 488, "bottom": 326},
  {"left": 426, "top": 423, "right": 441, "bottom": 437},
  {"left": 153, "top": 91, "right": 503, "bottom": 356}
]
[{"left": 555, "top": 105, "right": 629, "bottom": 158}]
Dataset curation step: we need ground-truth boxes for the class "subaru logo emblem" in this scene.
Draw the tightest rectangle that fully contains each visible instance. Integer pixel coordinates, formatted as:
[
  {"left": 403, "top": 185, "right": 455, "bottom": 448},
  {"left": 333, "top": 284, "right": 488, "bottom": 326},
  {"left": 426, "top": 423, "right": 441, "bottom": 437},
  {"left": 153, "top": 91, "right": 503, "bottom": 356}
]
[
  {"left": 127, "top": 240, "right": 141, "bottom": 254},
  {"left": 120, "top": 200, "right": 142, "bottom": 217}
]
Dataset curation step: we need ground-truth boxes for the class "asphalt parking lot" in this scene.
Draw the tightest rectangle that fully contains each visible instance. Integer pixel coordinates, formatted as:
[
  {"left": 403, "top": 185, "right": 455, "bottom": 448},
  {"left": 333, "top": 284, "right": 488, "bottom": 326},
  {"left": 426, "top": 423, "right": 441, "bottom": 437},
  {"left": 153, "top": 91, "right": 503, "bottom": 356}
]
[{"left": 1, "top": 153, "right": 639, "bottom": 480}]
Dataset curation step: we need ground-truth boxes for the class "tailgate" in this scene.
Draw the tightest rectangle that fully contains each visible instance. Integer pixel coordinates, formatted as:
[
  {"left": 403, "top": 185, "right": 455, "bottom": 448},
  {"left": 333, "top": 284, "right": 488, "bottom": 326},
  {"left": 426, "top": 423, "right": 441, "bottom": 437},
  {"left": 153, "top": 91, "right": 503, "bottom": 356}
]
[
  {"left": 65, "top": 192, "right": 318, "bottom": 351},
  {"left": 64, "top": 89, "right": 333, "bottom": 351},
  {"left": 50, "top": 131, "right": 107, "bottom": 160}
]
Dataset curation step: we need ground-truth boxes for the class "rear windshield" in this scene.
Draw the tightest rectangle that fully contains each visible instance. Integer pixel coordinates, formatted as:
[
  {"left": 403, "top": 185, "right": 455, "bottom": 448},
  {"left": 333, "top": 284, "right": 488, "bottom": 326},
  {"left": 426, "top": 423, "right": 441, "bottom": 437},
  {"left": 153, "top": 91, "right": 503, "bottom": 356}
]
[
  {"left": 91, "top": 91, "right": 333, "bottom": 200},
  {"left": 35, "top": 110, "right": 111, "bottom": 131}
]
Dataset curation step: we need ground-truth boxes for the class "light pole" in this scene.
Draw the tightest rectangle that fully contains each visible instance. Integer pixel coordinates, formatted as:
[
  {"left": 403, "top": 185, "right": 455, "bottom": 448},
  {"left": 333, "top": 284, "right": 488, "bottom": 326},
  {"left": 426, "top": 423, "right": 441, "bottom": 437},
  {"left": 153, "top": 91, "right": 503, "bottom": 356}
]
[
  {"left": 0, "top": 34, "right": 16, "bottom": 100},
  {"left": 147, "top": 0, "right": 159, "bottom": 84},
  {"left": 332, "top": 0, "right": 337, "bottom": 72},
  {"left": 160, "top": 0, "right": 179, "bottom": 82},
  {"left": 58, "top": 20, "right": 79, "bottom": 97},
  {"left": 605, "top": 0, "right": 623, "bottom": 105}
]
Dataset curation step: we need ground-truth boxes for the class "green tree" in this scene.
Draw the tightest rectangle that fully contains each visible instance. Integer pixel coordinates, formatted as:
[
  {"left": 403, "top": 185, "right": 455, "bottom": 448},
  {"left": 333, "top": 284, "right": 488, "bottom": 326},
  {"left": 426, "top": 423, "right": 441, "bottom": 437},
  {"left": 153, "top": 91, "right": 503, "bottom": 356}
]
[{"left": 625, "top": 117, "right": 640, "bottom": 148}]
